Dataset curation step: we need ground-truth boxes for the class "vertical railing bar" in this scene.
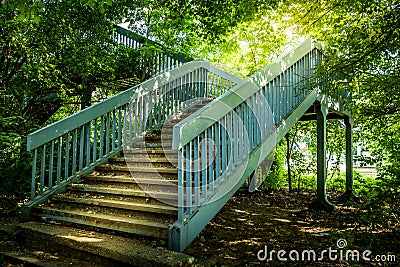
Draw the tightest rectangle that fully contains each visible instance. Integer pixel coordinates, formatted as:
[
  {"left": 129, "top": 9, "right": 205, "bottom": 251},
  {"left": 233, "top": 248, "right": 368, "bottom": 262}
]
[
  {"left": 233, "top": 108, "right": 238, "bottom": 166},
  {"left": 64, "top": 133, "right": 70, "bottom": 180},
  {"left": 194, "top": 136, "right": 200, "bottom": 206},
  {"left": 259, "top": 91, "right": 263, "bottom": 143},
  {"left": 264, "top": 84, "right": 269, "bottom": 135},
  {"left": 238, "top": 104, "right": 243, "bottom": 161},
  {"left": 93, "top": 119, "right": 98, "bottom": 162},
  {"left": 79, "top": 126, "right": 84, "bottom": 171},
  {"left": 85, "top": 122, "right": 91, "bottom": 167},
  {"left": 215, "top": 121, "right": 220, "bottom": 185},
  {"left": 253, "top": 94, "right": 259, "bottom": 146},
  {"left": 227, "top": 111, "right": 233, "bottom": 174},
  {"left": 207, "top": 126, "right": 214, "bottom": 192},
  {"left": 133, "top": 98, "right": 137, "bottom": 139},
  {"left": 99, "top": 115, "right": 104, "bottom": 158},
  {"left": 123, "top": 105, "right": 127, "bottom": 147},
  {"left": 40, "top": 144, "right": 46, "bottom": 195},
  {"left": 105, "top": 112, "right": 111, "bottom": 154},
  {"left": 246, "top": 101, "right": 251, "bottom": 152},
  {"left": 185, "top": 143, "right": 192, "bottom": 215},
  {"left": 148, "top": 91, "right": 153, "bottom": 128},
  {"left": 72, "top": 128, "right": 78, "bottom": 175},
  {"left": 48, "top": 140, "right": 54, "bottom": 190},
  {"left": 178, "top": 148, "right": 183, "bottom": 222},
  {"left": 31, "top": 149, "right": 38, "bottom": 200},
  {"left": 112, "top": 110, "right": 116, "bottom": 151},
  {"left": 56, "top": 136, "right": 62, "bottom": 185},
  {"left": 129, "top": 100, "right": 134, "bottom": 141},
  {"left": 118, "top": 107, "right": 122, "bottom": 148},
  {"left": 221, "top": 117, "right": 227, "bottom": 179},
  {"left": 201, "top": 131, "right": 207, "bottom": 201},
  {"left": 255, "top": 92, "right": 261, "bottom": 145}
]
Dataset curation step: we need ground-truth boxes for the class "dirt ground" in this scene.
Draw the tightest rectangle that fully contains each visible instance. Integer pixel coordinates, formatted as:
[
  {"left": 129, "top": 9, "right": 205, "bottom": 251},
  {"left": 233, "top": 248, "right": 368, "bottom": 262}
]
[
  {"left": 185, "top": 189, "right": 400, "bottom": 266},
  {"left": 1, "top": 190, "right": 399, "bottom": 266}
]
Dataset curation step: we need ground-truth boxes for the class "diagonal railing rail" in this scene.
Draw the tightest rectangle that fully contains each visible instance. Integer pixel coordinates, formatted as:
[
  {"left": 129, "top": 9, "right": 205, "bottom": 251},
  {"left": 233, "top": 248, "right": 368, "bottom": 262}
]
[
  {"left": 25, "top": 60, "right": 242, "bottom": 213},
  {"left": 170, "top": 38, "right": 324, "bottom": 251}
]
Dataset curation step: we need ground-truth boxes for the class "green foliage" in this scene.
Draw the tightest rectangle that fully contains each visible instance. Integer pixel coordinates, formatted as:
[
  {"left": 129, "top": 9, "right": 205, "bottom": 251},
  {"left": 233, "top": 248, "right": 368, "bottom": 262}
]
[{"left": 264, "top": 142, "right": 287, "bottom": 190}]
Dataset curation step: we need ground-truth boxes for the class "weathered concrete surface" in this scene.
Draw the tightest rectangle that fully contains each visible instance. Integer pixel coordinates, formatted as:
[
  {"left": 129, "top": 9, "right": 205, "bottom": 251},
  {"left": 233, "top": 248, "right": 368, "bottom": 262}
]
[{"left": 16, "top": 221, "right": 194, "bottom": 266}]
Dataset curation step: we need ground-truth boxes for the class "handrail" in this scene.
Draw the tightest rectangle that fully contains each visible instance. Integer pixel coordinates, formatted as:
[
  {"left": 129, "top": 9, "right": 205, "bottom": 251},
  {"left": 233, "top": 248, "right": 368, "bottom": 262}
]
[
  {"left": 173, "top": 38, "right": 322, "bottom": 150},
  {"left": 171, "top": 38, "right": 324, "bottom": 230},
  {"left": 26, "top": 60, "right": 242, "bottom": 204}
]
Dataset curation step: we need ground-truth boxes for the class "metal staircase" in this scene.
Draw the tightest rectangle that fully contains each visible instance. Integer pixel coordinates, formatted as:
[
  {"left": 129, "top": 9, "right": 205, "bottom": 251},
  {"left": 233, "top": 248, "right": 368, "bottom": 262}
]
[{"left": 24, "top": 38, "right": 353, "bottom": 253}]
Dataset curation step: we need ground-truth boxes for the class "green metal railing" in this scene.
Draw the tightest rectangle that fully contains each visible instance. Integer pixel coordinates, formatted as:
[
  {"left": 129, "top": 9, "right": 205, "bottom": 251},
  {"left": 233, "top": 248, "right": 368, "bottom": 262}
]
[
  {"left": 26, "top": 60, "right": 241, "bottom": 208},
  {"left": 170, "top": 39, "right": 324, "bottom": 251},
  {"left": 114, "top": 25, "right": 191, "bottom": 76}
]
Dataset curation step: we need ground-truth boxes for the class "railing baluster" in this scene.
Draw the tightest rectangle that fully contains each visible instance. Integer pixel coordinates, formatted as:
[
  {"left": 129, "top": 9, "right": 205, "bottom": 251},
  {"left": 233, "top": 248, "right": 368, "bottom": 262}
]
[
  {"left": 221, "top": 117, "right": 227, "bottom": 179},
  {"left": 215, "top": 121, "right": 220, "bottom": 184},
  {"left": 105, "top": 112, "right": 110, "bottom": 155},
  {"left": 232, "top": 109, "right": 238, "bottom": 166},
  {"left": 122, "top": 105, "right": 127, "bottom": 147},
  {"left": 207, "top": 126, "right": 214, "bottom": 192},
  {"left": 112, "top": 110, "right": 116, "bottom": 151},
  {"left": 48, "top": 140, "right": 54, "bottom": 190},
  {"left": 130, "top": 100, "right": 134, "bottom": 141},
  {"left": 227, "top": 111, "right": 233, "bottom": 174},
  {"left": 201, "top": 131, "right": 207, "bottom": 201},
  {"left": 118, "top": 107, "right": 122, "bottom": 148},
  {"left": 56, "top": 136, "right": 62, "bottom": 185},
  {"left": 79, "top": 126, "right": 84, "bottom": 170},
  {"left": 185, "top": 142, "right": 192, "bottom": 215},
  {"left": 238, "top": 104, "right": 243, "bottom": 161},
  {"left": 31, "top": 149, "right": 38, "bottom": 200},
  {"left": 86, "top": 122, "right": 91, "bottom": 167},
  {"left": 72, "top": 129, "right": 78, "bottom": 175},
  {"left": 40, "top": 144, "right": 45, "bottom": 195},
  {"left": 93, "top": 119, "right": 98, "bottom": 162},
  {"left": 65, "top": 133, "right": 70, "bottom": 180},
  {"left": 178, "top": 148, "right": 183, "bottom": 222},
  {"left": 194, "top": 136, "right": 200, "bottom": 206}
]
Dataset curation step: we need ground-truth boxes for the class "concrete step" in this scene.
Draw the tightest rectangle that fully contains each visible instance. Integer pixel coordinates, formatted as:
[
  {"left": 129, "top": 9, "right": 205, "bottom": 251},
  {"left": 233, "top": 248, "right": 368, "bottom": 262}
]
[
  {"left": 95, "top": 164, "right": 178, "bottom": 174},
  {"left": 122, "top": 148, "right": 177, "bottom": 156},
  {"left": 108, "top": 157, "right": 177, "bottom": 169},
  {"left": 33, "top": 207, "right": 170, "bottom": 239},
  {"left": 129, "top": 141, "right": 173, "bottom": 148},
  {"left": 84, "top": 175, "right": 178, "bottom": 185},
  {"left": 76, "top": 177, "right": 178, "bottom": 192},
  {"left": 110, "top": 156, "right": 177, "bottom": 164},
  {"left": 17, "top": 222, "right": 193, "bottom": 266},
  {"left": 50, "top": 195, "right": 178, "bottom": 215},
  {"left": 68, "top": 184, "right": 178, "bottom": 201}
]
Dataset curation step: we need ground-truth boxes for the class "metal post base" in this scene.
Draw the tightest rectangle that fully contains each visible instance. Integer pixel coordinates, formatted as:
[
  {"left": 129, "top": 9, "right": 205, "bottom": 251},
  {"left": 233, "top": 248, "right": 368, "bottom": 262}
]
[{"left": 309, "top": 197, "right": 335, "bottom": 212}]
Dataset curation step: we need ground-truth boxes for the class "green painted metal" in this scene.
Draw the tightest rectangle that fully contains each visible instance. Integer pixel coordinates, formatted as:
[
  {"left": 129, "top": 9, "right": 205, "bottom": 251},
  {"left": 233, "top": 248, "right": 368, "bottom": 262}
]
[
  {"left": 25, "top": 60, "right": 241, "bottom": 215},
  {"left": 309, "top": 103, "right": 335, "bottom": 211},
  {"left": 170, "top": 39, "right": 336, "bottom": 252}
]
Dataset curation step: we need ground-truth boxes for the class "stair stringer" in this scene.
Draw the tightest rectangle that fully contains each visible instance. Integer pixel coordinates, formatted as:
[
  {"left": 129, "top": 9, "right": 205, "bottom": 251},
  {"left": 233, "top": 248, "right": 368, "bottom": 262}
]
[{"left": 169, "top": 88, "right": 319, "bottom": 252}]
